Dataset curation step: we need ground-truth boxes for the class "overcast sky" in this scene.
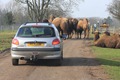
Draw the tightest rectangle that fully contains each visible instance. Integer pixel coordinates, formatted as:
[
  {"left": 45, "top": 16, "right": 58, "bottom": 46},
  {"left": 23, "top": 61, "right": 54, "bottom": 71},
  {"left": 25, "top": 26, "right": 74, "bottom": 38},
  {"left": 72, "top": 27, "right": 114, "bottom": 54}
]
[
  {"left": 1, "top": 0, "right": 112, "bottom": 18},
  {"left": 71, "top": 0, "right": 112, "bottom": 18},
  {"left": 0, "top": 0, "right": 10, "bottom": 4}
]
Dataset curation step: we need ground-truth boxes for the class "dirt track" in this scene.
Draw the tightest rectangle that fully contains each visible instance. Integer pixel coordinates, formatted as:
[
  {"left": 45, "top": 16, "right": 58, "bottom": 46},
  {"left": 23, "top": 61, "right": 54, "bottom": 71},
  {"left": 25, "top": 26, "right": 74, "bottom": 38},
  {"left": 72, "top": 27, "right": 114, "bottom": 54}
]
[{"left": 0, "top": 39, "right": 110, "bottom": 80}]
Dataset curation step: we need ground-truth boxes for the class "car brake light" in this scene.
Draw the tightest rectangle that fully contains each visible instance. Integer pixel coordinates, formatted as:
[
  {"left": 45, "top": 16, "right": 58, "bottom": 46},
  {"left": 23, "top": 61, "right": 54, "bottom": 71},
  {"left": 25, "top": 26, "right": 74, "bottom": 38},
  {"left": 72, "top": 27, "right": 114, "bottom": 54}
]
[
  {"left": 12, "top": 39, "right": 19, "bottom": 45},
  {"left": 52, "top": 39, "right": 60, "bottom": 45}
]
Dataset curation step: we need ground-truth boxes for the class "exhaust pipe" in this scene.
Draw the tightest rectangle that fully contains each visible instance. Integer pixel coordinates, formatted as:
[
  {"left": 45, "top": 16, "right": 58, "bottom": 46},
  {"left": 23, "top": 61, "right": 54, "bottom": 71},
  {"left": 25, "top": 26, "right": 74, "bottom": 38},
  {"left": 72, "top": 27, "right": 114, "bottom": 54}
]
[{"left": 20, "top": 57, "right": 25, "bottom": 60}]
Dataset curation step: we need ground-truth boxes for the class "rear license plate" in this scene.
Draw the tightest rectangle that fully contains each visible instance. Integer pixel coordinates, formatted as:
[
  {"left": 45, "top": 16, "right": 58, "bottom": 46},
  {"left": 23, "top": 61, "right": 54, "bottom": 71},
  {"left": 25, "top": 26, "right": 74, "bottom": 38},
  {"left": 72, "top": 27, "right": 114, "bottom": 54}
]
[
  {"left": 32, "top": 52, "right": 39, "bottom": 55},
  {"left": 26, "top": 43, "right": 44, "bottom": 47}
]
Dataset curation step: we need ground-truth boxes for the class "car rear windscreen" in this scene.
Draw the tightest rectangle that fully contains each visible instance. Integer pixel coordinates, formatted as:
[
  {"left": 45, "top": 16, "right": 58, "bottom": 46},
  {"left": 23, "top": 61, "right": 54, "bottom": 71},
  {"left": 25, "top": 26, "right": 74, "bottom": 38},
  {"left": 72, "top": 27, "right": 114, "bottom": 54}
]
[{"left": 17, "top": 26, "right": 55, "bottom": 37}]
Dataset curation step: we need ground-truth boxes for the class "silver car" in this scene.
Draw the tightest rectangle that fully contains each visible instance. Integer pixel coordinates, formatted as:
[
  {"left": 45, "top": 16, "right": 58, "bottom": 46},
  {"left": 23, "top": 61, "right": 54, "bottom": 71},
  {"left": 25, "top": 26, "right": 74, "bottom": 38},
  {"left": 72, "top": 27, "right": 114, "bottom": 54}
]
[{"left": 11, "top": 22, "right": 63, "bottom": 65}]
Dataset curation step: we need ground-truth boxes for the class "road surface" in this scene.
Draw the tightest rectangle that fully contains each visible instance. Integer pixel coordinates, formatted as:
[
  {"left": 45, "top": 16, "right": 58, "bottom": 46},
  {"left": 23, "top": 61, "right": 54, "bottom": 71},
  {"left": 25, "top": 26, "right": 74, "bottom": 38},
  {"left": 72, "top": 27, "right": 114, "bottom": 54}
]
[{"left": 0, "top": 39, "right": 110, "bottom": 80}]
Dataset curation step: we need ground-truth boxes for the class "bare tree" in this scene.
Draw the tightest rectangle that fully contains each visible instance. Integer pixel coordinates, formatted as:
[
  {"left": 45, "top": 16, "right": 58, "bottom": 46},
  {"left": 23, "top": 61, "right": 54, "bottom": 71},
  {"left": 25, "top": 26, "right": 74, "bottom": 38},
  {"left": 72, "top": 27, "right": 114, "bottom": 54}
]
[
  {"left": 108, "top": 0, "right": 120, "bottom": 20},
  {"left": 5, "top": 0, "right": 29, "bottom": 24},
  {"left": 14, "top": 0, "right": 50, "bottom": 21},
  {"left": 14, "top": 0, "right": 83, "bottom": 21}
]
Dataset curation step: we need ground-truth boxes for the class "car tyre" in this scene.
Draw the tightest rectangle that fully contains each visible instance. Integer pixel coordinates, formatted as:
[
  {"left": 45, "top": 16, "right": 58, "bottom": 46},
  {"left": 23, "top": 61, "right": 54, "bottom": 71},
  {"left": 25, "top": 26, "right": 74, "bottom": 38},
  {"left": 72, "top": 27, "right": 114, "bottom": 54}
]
[
  {"left": 61, "top": 51, "right": 63, "bottom": 60},
  {"left": 55, "top": 51, "right": 63, "bottom": 66},
  {"left": 12, "top": 59, "right": 19, "bottom": 65},
  {"left": 55, "top": 58, "right": 62, "bottom": 66}
]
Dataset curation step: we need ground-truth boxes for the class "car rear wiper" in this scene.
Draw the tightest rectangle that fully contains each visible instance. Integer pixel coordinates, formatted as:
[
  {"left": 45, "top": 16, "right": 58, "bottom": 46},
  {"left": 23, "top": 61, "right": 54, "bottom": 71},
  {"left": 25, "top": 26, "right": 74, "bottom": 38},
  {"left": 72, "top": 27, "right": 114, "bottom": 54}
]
[{"left": 33, "top": 34, "right": 44, "bottom": 37}]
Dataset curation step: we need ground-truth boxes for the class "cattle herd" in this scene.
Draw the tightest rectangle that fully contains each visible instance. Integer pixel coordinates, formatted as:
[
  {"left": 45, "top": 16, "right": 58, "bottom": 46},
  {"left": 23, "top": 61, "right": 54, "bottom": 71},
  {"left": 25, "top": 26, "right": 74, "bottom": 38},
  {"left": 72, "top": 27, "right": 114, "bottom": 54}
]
[{"left": 42, "top": 15, "right": 120, "bottom": 49}]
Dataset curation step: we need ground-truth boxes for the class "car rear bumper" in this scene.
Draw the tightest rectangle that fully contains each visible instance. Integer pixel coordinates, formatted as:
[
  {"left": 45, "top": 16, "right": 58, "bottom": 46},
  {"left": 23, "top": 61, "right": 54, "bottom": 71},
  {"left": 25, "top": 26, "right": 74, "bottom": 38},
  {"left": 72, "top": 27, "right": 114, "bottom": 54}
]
[
  {"left": 11, "top": 48, "right": 62, "bottom": 60},
  {"left": 11, "top": 48, "right": 60, "bottom": 51}
]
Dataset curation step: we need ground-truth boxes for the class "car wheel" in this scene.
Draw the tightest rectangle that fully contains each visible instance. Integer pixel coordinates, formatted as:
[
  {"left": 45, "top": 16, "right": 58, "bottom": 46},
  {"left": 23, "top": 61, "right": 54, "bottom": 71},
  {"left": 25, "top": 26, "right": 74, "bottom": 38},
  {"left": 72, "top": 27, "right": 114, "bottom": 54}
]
[
  {"left": 12, "top": 59, "right": 19, "bottom": 65},
  {"left": 55, "top": 58, "right": 62, "bottom": 66},
  {"left": 56, "top": 51, "right": 63, "bottom": 66},
  {"left": 61, "top": 51, "right": 63, "bottom": 60}
]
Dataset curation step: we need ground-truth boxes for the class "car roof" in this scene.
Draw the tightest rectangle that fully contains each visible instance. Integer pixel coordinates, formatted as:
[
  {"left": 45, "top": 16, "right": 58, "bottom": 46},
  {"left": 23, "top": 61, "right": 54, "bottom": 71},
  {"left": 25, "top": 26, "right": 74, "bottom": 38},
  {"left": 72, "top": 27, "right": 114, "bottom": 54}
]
[{"left": 20, "top": 22, "right": 54, "bottom": 28}]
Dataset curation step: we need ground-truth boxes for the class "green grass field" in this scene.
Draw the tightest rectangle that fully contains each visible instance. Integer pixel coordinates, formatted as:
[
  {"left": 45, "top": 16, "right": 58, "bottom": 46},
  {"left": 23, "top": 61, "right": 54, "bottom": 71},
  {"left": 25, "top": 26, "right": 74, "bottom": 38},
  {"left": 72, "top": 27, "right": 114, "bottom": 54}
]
[
  {"left": 92, "top": 46, "right": 120, "bottom": 80},
  {"left": 0, "top": 31, "right": 16, "bottom": 51}
]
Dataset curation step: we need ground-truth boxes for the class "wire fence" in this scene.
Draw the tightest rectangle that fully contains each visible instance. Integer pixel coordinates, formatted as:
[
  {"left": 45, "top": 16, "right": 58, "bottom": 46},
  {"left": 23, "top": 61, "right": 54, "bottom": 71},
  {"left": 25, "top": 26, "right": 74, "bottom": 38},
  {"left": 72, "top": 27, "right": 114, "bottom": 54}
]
[
  {"left": 0, "top": 24, "right": 20, "bottom": 31},
  {"left": 90, "top": 25, "right": 120, "bottom": 34},
  {"left": 98, "top": 26, "right": 120, "bottom": 34},
  {"left": 1, "top": 24, "right": 120, "bottom": 34}
]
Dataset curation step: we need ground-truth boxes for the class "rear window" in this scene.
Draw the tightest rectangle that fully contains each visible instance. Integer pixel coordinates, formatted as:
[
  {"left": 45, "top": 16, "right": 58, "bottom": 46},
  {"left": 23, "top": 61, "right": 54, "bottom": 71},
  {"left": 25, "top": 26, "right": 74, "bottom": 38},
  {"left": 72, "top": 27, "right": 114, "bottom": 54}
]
[{"left": 17, "top": 26, "right": 55, "bottom": 37}]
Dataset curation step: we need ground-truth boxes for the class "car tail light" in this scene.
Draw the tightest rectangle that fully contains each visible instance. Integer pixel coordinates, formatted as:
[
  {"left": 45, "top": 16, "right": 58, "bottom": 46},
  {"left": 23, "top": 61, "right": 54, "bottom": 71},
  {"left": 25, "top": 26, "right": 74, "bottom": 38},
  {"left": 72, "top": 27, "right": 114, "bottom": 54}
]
[
  {"left": 12, "top": 39, "right": 19, "bottom": 45},
  {"left": 52, "top": 39, "right": 60, "bottom": 45}
]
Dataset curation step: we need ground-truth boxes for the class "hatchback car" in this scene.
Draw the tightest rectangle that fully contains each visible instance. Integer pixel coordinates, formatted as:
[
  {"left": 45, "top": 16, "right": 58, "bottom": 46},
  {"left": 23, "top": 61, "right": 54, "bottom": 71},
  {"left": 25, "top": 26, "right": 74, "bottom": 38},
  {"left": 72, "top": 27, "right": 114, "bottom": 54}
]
[{"left": 11, "top": 22, "right": 63, "bottom": 65}]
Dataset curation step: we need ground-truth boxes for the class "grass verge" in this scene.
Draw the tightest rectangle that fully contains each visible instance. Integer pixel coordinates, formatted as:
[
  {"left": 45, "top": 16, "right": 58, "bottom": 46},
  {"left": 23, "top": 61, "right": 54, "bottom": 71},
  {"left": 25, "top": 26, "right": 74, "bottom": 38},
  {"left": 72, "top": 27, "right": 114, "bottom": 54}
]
[
  {"left": 92, "top": 46, "right": 120, "bottom": 80},
  {"left": 0, "top": 31, "right": 16, "bottom": 52}
]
